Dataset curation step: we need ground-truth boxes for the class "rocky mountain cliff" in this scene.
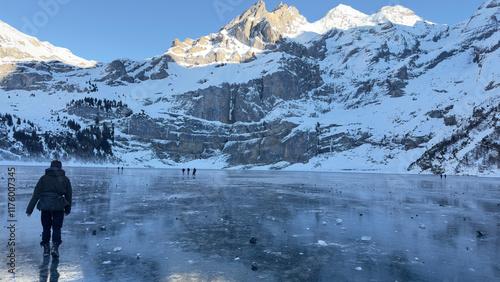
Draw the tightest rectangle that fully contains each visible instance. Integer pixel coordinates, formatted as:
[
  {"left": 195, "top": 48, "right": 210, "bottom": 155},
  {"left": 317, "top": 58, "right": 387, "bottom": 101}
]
[{"left": 0, "top": 0, "right": 499, "bottom": 174}]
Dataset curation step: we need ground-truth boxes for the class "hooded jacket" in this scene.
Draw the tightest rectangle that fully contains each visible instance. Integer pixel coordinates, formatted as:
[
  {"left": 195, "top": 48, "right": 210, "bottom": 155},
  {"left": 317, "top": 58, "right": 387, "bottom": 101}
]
[{"left": 26, "top": 167, "right": 72, "bottom": 214}]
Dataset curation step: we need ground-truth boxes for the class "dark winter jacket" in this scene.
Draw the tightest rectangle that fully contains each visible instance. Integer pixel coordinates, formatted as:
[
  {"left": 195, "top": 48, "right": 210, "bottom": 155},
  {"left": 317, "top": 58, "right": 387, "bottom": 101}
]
[{"left": 26, "top": 167, "right": 72, "bottom": 214}]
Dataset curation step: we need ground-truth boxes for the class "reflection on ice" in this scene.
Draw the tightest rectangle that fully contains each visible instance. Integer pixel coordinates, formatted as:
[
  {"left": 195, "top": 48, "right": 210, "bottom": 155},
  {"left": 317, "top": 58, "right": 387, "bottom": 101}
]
[
  {"left": 1, "top": 167, "right": 499, "bottom": 281},
  {"left": 38, "top": 257, "right": 85, "bottom": 281}
]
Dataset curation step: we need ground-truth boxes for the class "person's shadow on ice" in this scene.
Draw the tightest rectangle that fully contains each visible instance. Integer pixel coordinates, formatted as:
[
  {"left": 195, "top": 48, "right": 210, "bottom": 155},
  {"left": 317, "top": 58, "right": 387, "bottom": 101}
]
[{"left": 39, "top": 257, "right": 60, "bottom": 282}]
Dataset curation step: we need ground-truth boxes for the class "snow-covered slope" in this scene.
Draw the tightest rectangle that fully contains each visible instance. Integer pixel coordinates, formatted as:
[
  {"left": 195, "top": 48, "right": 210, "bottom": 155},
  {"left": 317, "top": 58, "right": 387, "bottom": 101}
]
[
  {"left": 0, "top": 1, "right": 499, "bottom": 175},
  {"left": 0, "top": 20, "right": 97, "bottom": 68}
]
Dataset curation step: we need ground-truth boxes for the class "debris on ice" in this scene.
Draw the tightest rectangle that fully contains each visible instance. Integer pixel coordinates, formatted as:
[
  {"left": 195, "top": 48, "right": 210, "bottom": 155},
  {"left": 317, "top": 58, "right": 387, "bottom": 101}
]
[
  {"left": 318, "top": 240, "right": 328, "bottom": 246},
  {"left": 250, "top": 236, "right": 257, "bottom": 244}
]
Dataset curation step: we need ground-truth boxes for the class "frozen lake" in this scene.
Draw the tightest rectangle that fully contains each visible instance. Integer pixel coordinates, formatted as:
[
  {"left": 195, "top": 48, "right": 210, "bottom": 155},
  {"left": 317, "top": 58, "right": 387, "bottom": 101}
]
[{"left": 1, "top": 166, "right": 499, "bottom": 281}]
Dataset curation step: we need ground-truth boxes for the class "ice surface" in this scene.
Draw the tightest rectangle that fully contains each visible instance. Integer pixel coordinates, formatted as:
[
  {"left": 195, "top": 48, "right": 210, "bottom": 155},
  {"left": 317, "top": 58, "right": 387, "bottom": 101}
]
[{"left": 1, "top": 166, "right": 499, "bottom": 281}]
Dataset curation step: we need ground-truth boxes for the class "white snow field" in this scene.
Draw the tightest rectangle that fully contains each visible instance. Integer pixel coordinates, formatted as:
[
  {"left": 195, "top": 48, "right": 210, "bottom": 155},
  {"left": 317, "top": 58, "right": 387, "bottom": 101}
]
[{"left": 1, "top": 166, "right": 499, "bottom": 281}]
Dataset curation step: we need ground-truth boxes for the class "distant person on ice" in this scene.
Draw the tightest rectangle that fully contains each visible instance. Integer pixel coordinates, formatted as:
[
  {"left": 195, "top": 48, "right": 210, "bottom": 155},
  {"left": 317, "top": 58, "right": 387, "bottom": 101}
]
[{"left": 26, "top": 160, "right": 72, "bottom": 258}]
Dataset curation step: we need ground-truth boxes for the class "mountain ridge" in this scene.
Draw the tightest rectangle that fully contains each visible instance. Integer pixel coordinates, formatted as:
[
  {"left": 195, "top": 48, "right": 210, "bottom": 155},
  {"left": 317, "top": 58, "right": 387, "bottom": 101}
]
[
  {"left": 0, "top": 1, "right": 499, "bottom": 175},
  {"left": 0, "top": 20, "right": 97, "bottom": 68},
  {"left": 164, "top": 1, "right": 438, "bottom": 67}
]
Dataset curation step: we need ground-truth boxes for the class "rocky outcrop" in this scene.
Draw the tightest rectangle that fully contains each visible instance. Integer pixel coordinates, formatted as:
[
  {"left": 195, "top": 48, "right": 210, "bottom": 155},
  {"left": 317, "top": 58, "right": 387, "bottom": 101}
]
[
  {"left": 67, "top": 105, "right": 132, "bottom": 121},
  {"left": 0, "top": 61, "right": 80, "bottom": 91},
  {"left": 95, "top": 56, "right": 171, "bottom": 85}
]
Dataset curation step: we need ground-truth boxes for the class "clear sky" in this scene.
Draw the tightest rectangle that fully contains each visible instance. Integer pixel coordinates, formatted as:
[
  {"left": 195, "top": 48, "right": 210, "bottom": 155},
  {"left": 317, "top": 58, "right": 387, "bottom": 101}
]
[{"left": 0, "top": 0, "right": 485, "bottom": 62}]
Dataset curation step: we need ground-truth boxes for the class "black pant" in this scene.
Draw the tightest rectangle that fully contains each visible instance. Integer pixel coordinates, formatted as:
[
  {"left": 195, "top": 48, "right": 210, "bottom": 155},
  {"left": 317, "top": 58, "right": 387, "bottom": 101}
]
[{"left": 40, "top": 211, "right": 64, "bottom": 245}]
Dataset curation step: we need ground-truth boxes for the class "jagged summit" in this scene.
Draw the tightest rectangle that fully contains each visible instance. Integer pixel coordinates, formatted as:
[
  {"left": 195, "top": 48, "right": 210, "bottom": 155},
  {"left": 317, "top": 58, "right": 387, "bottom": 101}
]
[
  {"left": 0, "top": 20, "right": 97, "bottom": 68},
  {"left": 165, "top": 0, "right": 308, "bottom": 66},
  {"left": 222, "top": 0, "right": 267, "bottom": 32},
  {"left": 221, "top": 0, "right": 307, "bottom": 43}
]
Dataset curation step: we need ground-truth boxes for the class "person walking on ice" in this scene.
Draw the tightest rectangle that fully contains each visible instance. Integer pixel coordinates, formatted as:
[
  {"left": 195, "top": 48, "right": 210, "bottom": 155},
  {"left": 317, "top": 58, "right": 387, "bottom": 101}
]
[{"left": 26, "top": 160, "right": 72, "bottom": 258}]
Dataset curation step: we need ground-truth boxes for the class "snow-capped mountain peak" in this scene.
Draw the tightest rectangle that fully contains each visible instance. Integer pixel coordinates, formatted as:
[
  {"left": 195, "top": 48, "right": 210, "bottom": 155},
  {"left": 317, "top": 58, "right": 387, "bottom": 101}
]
[
  {"left": 308, "top": 4, "right": 370, "bottom": 33},
  {"left": 369, "top": 5, "right": 426, "bottom": 26},
  {"left": 326, "top": 4, "right": 368, "bottom": 19},
  {"left": 0, "top": 20, "right": 97, "bottom": 68},
  {"left": 163, "top": 2, "right": 433, "bottom": 67}
]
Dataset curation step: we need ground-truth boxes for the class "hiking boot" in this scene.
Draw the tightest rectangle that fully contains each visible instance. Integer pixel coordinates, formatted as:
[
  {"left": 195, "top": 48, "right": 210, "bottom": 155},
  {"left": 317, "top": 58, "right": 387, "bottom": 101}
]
[
  {"left": 43, "top": 243, "right": 51, "bottom": 257},
  {"left": 51, "top": 243, "right": 59, "bottom": 258}
]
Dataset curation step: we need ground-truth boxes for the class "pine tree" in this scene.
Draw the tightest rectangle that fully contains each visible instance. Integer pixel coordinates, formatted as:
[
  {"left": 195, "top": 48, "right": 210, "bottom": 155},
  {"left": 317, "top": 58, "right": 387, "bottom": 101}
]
[{"left": 6, "top": 114, "right": 13, "bottom": 127}]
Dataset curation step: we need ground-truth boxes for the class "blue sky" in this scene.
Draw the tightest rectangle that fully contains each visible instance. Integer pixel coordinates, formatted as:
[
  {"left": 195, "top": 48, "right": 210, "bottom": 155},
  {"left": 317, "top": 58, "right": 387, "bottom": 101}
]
[{"left": 0, "top": 0, "right": 484, "bottom": 62}]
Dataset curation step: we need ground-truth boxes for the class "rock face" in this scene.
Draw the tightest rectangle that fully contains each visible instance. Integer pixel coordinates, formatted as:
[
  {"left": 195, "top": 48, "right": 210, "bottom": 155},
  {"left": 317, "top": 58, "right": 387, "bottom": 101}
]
[
  {"left": 130, "top": 115, "right": 316, "bottom": 167},
  {"left": 174, "top": 57, "right": 322, "bottom": 123},
  {"left": 0, "top": 1, "right": 499, "bottom": 174}
]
